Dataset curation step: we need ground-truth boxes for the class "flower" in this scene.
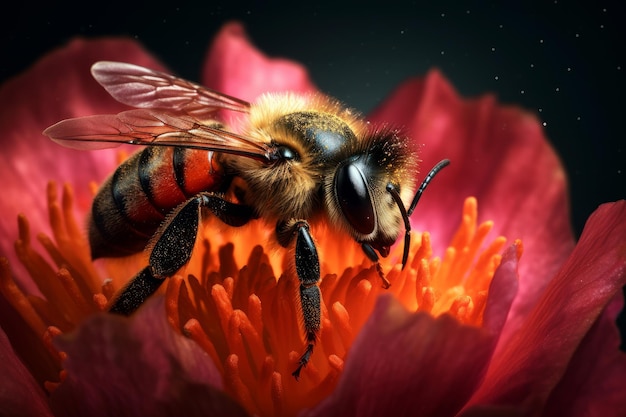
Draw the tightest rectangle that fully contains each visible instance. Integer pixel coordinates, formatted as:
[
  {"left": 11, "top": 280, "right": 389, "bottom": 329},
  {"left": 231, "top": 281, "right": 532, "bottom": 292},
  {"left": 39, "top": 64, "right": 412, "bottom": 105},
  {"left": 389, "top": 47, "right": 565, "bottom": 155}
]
[{"left": 1, "top": 22, "right": 625, "bottom": 417}]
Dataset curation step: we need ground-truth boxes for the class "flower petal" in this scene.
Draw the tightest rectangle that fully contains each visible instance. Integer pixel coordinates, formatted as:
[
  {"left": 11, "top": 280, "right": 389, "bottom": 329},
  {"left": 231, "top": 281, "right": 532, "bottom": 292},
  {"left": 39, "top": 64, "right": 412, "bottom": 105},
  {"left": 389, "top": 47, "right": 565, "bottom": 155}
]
[
  {"left": 50, "top": 296, "right": 249, "bottom": 417},
  {"left": 482, "top": 243, "right": 520, "bottom": 337},
  {"left": 0, "top": 38, "right": 167, "bottom": 292},
  {"left": 368, "top": 71, "right": 575, "bottom": 343},
  {"left": 201, "top": 22, "right": 316, "bottom": 101},
  {"left": 302, "top": 294, "right": 496, "bottom": 417},
  {"left": 464, "top": 200, "right": 626, "bottom": 412},
  {"left": 541, "top": 292, "right": 626, "bottom": 417},
  {"left": 0, "top": 325, "right": 53, "bottom": 417}
]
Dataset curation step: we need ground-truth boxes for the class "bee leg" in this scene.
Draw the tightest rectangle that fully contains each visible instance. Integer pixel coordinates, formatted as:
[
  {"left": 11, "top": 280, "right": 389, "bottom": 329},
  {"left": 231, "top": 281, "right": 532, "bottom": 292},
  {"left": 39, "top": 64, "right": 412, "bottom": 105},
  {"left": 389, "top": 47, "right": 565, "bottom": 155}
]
[
  {"left": 277, "top": 220, "right": 321, "bottom": 380},
  {"left": 109, "top": 266, "right": 164, "bottom": 315},
  {"left": 361, "top": 243, "right": 391, "bottom": 289},
  {"left": 110, "top": 193, "right": 254, "bottom": 315}
]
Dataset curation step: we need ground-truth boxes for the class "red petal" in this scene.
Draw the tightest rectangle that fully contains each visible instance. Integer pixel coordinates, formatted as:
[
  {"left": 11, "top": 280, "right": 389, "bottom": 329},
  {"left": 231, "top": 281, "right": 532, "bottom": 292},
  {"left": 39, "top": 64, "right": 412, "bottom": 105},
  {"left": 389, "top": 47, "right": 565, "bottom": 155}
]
[
  {"left": 201, "top": 22, "right": 316, "bottom": 101},
  {"left": 50, "top": 297, "right": 249, "bottom": 417},
  {"left": 368, "top": 71, "right": 575, "bottom": 344},
  {"left": 0, "top": 326, "right": 53, "bottom": 417},
  {"left": 541, "top": 293, "right": 626, "bottom": 417},
  {"left": 303, "top": 295, "right": 496, "bottom": 417},
  {"left": 0, "top": 38, "right": 166, "bottom": 291},
  {"left": 464, "top": 200, "right": 626, "bottom": 412}
]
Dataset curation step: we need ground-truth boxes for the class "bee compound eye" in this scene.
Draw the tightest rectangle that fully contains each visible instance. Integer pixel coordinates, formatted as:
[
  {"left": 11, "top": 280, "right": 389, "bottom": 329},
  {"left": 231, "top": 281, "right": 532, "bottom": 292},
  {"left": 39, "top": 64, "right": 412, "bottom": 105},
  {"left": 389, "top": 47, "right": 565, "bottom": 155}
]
[
  {"left": 277, "top": 145, "right": 298, "bottom": 161},
  {"left": 334, "top": 159, "right": 376, "bottom": 235}
]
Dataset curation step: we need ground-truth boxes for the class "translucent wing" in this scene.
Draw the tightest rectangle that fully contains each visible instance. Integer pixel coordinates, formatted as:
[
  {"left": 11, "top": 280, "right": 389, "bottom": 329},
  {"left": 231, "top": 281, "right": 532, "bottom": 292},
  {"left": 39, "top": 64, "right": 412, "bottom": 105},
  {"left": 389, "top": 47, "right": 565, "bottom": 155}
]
[
  {"left": 43, "top": 109, "right": 271, "bottom": 161},
  {"left": 91, "top": 61, "right": 250, "bottom": 119}
]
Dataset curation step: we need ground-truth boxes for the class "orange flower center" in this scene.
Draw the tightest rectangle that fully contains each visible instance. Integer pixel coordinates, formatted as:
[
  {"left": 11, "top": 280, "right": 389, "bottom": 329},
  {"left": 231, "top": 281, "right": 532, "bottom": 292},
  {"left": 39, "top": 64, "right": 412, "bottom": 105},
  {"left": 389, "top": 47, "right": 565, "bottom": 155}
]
[{"left": 0, "top": 182, "right": 517, "bottom": 417}]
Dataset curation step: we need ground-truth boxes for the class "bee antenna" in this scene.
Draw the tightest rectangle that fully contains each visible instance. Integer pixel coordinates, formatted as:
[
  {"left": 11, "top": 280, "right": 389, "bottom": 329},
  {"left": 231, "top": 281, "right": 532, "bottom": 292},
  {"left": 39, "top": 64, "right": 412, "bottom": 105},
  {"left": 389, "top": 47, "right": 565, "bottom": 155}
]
[
  {"left": 407, "top": 159, "right": 450, "bottom": 216},
  {"left": 387, "top": 159, "right": 450, "bottom": 270},
  {"left": 386, "top": 184, "right": 411, "bottom": 269}
]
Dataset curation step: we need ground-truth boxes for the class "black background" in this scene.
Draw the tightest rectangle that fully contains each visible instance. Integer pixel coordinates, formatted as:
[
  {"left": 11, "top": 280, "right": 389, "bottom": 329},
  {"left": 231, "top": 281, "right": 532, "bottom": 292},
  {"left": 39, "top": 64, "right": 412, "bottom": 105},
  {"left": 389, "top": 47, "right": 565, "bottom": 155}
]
[
  {"left": 2, "top": 2, "right": 625, "bottom": 338},
  {"left": 2, "top": 2, "right": 623, "bottom": 235}
]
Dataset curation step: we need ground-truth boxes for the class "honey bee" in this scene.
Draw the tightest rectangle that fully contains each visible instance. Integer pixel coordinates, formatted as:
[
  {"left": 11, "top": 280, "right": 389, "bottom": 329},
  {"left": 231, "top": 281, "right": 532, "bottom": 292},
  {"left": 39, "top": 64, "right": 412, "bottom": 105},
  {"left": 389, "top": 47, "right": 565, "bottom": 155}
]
[{"left": 44, "top": 61, "right": 449, "bottom": 378}]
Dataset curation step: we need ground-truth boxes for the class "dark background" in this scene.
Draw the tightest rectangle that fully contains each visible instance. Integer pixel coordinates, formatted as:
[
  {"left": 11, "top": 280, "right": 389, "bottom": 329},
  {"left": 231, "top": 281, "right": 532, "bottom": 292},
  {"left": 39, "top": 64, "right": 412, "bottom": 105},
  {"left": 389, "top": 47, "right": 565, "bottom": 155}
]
[
  {"left": 2, "top": 2, "right": 623, "bottom": 236},
  {"left": 2, "top": 2, "right": 624, "bottom": 338}
]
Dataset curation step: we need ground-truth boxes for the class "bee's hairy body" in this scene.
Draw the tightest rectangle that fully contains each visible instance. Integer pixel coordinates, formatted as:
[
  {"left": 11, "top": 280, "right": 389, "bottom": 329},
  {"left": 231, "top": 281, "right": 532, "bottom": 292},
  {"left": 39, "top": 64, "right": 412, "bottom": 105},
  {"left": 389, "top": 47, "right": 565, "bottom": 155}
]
[
  {"left": 90, "top": 93, "right": 418, "bottom": 262},
  {"left": 44, "top": 62, "right": 448, "bottom": 379}
]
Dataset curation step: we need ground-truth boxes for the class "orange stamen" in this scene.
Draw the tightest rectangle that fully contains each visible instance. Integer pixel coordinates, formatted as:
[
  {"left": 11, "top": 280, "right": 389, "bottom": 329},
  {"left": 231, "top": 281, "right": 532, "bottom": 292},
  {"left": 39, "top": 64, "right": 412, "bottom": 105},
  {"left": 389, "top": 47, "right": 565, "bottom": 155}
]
[
  {"left": 0, "top": 182, "right": 134, "bottom": 387},
  {"left": 0, "top": 180, "right": 518, "bottom": 417},
  {"left": 0, "top": 257, "right": 47, "bottom": 336}
]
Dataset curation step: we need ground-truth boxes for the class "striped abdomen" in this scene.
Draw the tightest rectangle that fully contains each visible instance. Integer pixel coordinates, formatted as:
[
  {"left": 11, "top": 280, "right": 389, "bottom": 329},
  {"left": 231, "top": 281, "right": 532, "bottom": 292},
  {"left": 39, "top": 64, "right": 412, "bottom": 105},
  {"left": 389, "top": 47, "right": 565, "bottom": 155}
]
[{"left": 89, "top": 146, "right": 223, "bottom": 259}]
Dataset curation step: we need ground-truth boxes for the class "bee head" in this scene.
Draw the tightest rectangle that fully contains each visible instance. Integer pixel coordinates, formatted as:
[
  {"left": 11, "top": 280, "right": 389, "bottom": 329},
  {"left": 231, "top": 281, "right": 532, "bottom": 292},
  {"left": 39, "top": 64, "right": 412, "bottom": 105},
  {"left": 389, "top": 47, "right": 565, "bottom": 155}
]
[
  {"left": 327, "top": 127, "right": 419, "bottom": 262},
  {"left": 332, "top": 156, "right": 407, "bottom": 254}
]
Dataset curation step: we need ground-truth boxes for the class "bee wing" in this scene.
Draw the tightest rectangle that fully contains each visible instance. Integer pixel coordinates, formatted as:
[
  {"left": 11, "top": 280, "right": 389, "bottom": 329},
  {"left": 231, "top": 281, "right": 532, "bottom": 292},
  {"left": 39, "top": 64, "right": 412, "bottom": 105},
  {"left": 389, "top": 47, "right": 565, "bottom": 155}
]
[
  {"left": 91, "top": 61, "right": 251, "bottom": 119},
  {"left": 43, "top": 109, "right": 271, "bottom": 161}
]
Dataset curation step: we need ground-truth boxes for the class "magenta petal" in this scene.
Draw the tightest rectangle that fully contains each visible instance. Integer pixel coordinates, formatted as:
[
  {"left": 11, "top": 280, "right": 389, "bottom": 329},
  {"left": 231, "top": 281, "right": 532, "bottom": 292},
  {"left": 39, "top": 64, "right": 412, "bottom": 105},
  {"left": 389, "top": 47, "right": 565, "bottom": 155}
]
[
  {"left": 465, "top": 200, "right": 626, "bottom": 411},
  {"left": 369, "top": 72, "right": 576, "bottom": 348},
  {"left": 0, "top": 326, "right": 53, "bottom": 417},
  {"left": 482, "top": 243, "right": 520, "bottom": 337},
  {"left": 0, "top": 38, "right": 167, "bottom": 292},
  {"left": 50, "top": 297, "right": 249, "bottom": 417},
  {"left": 201, "top": 22, "right": 316, "bottom": 101},
  {"left": 303, "top": 295, "right": 495, "bottom": 417}
]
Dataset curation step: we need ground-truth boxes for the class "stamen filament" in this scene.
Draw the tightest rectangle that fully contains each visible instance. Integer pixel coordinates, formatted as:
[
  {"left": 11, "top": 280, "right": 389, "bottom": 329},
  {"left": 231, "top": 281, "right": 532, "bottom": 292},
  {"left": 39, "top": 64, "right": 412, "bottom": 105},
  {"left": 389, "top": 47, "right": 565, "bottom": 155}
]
[
  {"left": 0, "top": 258, "right": 47, "bottom": 336},
  {"left": 330, "top": 302, "right": 353, "bottom": 351},
  {"left": 183, "top": 318, "right": 223, "bottom": 374}
]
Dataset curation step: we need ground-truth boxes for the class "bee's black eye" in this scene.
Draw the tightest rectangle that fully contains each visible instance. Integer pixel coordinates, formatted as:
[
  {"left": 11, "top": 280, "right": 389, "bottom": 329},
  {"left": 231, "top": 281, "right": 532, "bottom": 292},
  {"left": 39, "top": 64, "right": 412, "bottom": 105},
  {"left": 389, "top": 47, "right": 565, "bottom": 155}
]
[
  {"left": 278, "top": 146, "right": 297, "bottom": 160},
  {"left": 270, "top": 145, "right": 299, "bottom": 162},
  {"left": 334, "top": 157, "right": 376, "bottom": 235}
]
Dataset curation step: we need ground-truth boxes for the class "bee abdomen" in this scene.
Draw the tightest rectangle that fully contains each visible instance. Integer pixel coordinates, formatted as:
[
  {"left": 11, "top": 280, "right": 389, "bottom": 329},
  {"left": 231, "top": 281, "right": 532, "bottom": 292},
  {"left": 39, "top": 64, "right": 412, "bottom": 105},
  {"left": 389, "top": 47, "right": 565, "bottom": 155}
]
[
  {"left": 89, "top": 151, "right": 164, "bottom": 258},
  {"left": 89, "top": 147, "right": 222, "bottom": 259}
]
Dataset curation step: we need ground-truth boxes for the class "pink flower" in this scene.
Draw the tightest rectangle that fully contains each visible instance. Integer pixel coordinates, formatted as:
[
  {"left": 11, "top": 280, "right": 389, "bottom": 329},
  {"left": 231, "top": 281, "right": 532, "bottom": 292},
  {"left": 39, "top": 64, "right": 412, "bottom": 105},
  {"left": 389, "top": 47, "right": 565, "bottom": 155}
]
[{"left": 1, "top": 22, "right": 624, "bottom": 417}]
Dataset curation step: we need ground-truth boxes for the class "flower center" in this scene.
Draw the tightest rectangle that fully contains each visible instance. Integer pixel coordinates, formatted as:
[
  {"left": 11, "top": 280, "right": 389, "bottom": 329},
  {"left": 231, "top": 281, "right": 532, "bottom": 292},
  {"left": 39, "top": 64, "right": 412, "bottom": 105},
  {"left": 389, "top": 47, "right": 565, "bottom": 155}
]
[{"left": 0, "top": 182, "right": 512, "bottom": 417}]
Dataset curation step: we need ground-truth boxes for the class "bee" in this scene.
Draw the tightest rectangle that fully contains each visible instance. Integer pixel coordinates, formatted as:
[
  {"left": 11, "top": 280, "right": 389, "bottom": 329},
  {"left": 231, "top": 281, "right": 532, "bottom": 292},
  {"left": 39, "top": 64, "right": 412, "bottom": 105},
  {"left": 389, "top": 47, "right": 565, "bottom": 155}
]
[{"left": 44, "top": 61, "right": 449, "bottom": 379}]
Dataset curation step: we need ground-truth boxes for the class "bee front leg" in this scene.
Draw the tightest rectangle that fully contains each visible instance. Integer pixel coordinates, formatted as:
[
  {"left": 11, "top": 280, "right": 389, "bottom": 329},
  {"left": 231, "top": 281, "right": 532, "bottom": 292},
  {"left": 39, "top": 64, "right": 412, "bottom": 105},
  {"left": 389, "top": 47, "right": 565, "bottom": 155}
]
[
  {"left": 110, "top": 193, "right": 254, "bottom": 315},
  {"left": 361, "top": 243, "right": 391, "bottom": 289},
  {"left": 277, "top": 220, "right": 321, "bottom": 380}
]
